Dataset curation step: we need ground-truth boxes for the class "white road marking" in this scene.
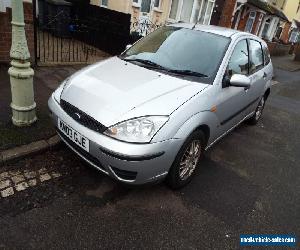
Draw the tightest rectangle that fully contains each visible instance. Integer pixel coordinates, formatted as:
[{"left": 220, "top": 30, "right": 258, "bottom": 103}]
[
  {"left": 271, "top": 80, "right": 279, "bottom": 86},
  {"left": 0, "top": 167, "right": 63, "bottom": 198}
]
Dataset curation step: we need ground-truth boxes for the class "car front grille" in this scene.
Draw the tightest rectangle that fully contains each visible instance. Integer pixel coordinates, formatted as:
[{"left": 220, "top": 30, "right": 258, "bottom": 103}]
[{"left": 60, "top": 99, "right": 107, "bottom": 133}]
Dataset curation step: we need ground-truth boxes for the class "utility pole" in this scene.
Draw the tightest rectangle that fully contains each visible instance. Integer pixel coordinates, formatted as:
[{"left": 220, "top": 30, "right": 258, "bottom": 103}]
[{"left": 8, "top": 0, "right": 37, "bottom": 126}]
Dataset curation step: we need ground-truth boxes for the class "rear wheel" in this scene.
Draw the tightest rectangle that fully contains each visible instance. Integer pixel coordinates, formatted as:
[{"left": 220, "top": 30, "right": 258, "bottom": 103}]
[
  {"left": 166, "top": 130, "right": 205, "bottom": 189},
  {"left": 247, "top": 96, "right": 265, "bottom": 125}
]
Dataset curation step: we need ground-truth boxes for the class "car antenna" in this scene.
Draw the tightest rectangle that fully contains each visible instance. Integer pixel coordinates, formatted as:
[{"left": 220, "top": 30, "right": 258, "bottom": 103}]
[{"left": 192, "top": 21, "right": 198, "bottom": 29}]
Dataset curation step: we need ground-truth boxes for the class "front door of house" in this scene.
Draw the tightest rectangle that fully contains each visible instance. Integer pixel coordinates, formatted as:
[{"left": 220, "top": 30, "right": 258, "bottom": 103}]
[{"left": 138, "top": 0, "right": 157, "bottom": 36}]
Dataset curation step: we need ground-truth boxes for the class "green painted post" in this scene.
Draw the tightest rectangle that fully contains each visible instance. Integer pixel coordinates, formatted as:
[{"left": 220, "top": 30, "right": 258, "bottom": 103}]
[{"left": 8, "top": 0, "right": 37, "bottom": 126}]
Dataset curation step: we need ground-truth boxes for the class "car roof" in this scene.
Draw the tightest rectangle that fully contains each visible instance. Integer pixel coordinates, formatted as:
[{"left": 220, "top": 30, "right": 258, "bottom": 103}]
[{"left": 168, "top": 22, "right": 249, "bottom": 38}]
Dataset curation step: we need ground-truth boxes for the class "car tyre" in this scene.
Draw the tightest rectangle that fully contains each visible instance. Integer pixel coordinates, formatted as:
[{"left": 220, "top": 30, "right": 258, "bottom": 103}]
[
  {"left": 166, "top": 130, "right": 205, "bottom": 189},
  {"left": 247, "top": 96, "right": 265, "bottom": 125}
]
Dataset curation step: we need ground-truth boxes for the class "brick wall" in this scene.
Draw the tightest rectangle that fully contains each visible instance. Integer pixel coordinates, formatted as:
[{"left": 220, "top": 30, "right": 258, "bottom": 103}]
[
  {"left": 280, "top": 22, "right": 291, "bottom": 44},
  {"left": 0, "top": 2, "right": 34, "bottom": 64},
  {"left": 237, "top": 11, "right": 248, "bottom": 31},
  {"left": 218, "top": 0, "right": 237, "bottom": 28}
]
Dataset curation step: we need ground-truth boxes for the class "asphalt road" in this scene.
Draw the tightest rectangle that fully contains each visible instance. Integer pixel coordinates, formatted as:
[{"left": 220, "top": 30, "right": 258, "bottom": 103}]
[{"left": 0, "top": 68, "right": 299, "bottom": 250}]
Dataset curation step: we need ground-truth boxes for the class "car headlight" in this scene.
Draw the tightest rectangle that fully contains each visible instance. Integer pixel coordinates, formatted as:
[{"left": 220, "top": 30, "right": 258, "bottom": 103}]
[
  {"left": 104, "top": 116, "right": 169, "bottom": 143},
  {"left": 53, "top": 78, "right": 70, "bottom": 104}
]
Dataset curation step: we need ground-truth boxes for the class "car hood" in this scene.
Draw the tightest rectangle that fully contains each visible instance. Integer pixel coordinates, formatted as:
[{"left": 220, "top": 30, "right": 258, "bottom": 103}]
[{"left": 61, "top": 57, "right": 209, "bottom": 127}]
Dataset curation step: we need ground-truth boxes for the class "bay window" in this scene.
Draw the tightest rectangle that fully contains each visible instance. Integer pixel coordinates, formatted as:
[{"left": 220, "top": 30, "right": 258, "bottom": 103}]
[
  {"left": 245, "top": 11, "right": 256, "bottom": 33},
  {"left": 169, "top": 0, "right": 215, "bottom": 25}
]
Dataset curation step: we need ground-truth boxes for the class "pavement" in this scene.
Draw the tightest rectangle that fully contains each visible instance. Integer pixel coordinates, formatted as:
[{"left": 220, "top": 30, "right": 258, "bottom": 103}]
[
  {"left": 0, "top": 64, "right": 85, "bottom": 151},
  {"left": 0, "top": 64, "right": 299, "bottom": 249},
  {"left": 271, "top": 54, "right": 300, "bottom": 72}
]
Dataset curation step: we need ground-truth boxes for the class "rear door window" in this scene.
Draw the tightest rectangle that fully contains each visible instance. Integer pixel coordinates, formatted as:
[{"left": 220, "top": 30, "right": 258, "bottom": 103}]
[{"left": 249, "top": 39, "right": 264, "bottom": 74}]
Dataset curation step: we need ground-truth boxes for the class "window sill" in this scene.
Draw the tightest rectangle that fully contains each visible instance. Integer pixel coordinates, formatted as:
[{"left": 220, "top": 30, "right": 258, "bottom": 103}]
[
  {"left": 132, "top": 2, "right": 141, "bottom": 8},
  {"left": 153, "top": 7, "right": 163, "bottom": 13},
  {"left": 167, "top": 19, "right": 178, "bottom": 23}
]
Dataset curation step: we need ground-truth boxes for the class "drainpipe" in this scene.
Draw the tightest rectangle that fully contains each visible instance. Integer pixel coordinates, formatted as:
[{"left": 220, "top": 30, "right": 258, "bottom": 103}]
[{"left": 8, "top": 0, "right": 37, "bottom": 126}]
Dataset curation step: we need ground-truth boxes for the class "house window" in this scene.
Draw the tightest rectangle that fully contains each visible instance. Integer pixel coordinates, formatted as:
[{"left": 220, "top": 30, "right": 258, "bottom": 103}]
[
  {"left": 261, "top": 18, "right": 271, "bottom": 39},
  {"left": 169, "top": 0, "right": 180, "bottom": 20},
  {"left": 169, "top": 0, "right": 215, "bottom": 24},
  {"left": 154, "top": 0, "right": 160, "bottom": 8},
  {"left": 245, "top": 11, "right": 256, "bottom": 33},
  {"left": 180, "top": 0, "right": 194, "bottom": 22},
  {"left": 101, "top": 0, "right": 108, "bottom": 7},
  {"left": 141, "top": 0, "right": 151, "bottom": 12},
  {"left": 199, "top": 0, "right": 215, "bottom": 25}
]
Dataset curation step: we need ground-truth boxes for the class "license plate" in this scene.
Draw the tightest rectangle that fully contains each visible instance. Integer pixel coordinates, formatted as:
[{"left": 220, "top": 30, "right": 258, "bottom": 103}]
[{"left": 58, "top": 118, "right": 89, "bottom": 152}]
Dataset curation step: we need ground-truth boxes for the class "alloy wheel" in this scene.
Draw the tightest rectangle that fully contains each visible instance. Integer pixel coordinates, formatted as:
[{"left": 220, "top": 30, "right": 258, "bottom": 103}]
[{"left": 179, "top": 140, "right": 201, "bottom": 181}]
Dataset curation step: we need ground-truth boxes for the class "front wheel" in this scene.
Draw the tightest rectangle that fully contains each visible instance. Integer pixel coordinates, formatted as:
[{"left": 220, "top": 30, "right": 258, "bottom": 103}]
[
  {"left": 247, "top": 96, "right": 265, "bottom": 125},
  {"left": 166, "top": 130, "right": 205, "bottom": 189}
]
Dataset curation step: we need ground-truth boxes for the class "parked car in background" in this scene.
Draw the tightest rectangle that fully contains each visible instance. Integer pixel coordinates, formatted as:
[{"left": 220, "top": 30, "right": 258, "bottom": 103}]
[{"left": 48, "top": 23, "right": 273, "bottom": 189}]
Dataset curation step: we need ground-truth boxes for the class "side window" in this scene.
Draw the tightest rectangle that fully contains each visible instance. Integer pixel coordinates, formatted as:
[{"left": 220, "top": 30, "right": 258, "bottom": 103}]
[
  {"left": 263, "top": 46, "right": 271, "bottom": 65},
  {"left": 249, "top": 40, "right": 264, "bottom": 74},
  {"left": 227, "top": 39, "right": 249, "bottom": 76}
]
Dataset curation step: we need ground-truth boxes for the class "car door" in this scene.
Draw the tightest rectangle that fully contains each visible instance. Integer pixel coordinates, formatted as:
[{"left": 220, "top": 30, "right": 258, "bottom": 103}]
[
  {"left": 214, "top": 38, "right": 251, "bottom": 135},
  {"left": 244, "top": 39, "right": 267, "bottom": 115}
]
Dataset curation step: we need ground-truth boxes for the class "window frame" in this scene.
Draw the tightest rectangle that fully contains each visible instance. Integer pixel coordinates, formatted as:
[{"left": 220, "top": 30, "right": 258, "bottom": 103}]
[
  {"left": 248, "top": 39, "right": 264, "bottom": 75},
  {"left": 153, "top": 0, "right": 161, "bottom": 8},
  {"left": 244, "top": 11, "right": 256, "bottom": 33},
  {"left": 100, "top": 0, "right": 108, "bottom": 8},
  {"left": 133, "top": 0, "right": 161, "bottom": 10},
  {"left": 262, "top": 45, "right": 271, "bottom": 66}
]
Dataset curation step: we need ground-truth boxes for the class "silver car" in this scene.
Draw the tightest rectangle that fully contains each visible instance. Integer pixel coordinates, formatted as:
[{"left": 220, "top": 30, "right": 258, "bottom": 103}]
[{"left": 48, "top": 23, "right": 273, "bottom": 189}]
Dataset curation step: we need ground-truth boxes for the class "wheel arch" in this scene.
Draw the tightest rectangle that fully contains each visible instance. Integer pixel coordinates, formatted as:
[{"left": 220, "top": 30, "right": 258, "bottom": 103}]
[
  {"left": 196, "top": 124, "right": 210, "bottom": 147},
  {"left": 172, "top": 111, "right": 218, "bottom": 147}
]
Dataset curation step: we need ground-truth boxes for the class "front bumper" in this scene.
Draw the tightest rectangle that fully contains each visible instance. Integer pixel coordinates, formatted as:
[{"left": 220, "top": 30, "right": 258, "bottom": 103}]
[{"left": 48, "top": 94, "right": 183, "bottom": 185}]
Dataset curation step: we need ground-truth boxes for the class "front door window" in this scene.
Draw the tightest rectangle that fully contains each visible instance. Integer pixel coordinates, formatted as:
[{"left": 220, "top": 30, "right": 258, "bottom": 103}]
[{"left": 228, "top": 39, "right": 249, "bottom": 76}]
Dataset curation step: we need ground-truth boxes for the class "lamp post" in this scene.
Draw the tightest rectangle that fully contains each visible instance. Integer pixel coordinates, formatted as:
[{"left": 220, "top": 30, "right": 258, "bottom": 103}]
[{"left": 8, "top": 0, "right": 37, "bottom": 126}]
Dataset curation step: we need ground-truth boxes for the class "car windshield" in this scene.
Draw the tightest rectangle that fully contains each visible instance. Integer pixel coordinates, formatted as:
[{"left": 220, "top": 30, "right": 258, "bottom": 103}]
[{"left": 120, "top": 26, "right": 230, "bottom": 83}]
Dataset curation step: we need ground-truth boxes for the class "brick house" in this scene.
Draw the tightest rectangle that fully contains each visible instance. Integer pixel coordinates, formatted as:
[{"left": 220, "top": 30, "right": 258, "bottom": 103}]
[
  {"left": 220, "top": 0, "right": 289, "bottom": 42},
  {"left": 0, "top": 0, "right": 34, "bottom": 64}
]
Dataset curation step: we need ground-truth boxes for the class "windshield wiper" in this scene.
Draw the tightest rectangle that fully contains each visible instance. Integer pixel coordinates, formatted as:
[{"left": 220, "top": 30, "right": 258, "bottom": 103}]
[
  {"left": 166, "top": 69, "right": 208, "bottom": 78},
  {"left": 123, "top": 58, "right": 208, "bottom": 78},
  {"left": 122, "top": 58, "right": 164, "bottom": 69}
]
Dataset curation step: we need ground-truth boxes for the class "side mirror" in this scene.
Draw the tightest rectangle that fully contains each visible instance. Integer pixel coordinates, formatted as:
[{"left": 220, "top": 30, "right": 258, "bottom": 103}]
[
  {"left": 230, "top": 74, "right": 251, "bottom": 89},
  {"left": 126, "top": 44, "right": 132, "bottom": 50}
]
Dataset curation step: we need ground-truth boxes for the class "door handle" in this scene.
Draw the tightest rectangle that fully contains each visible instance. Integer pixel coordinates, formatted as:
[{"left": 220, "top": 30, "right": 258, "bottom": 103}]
[{"left": 263, "top": 72, "right": 267, "bottom": 79}]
